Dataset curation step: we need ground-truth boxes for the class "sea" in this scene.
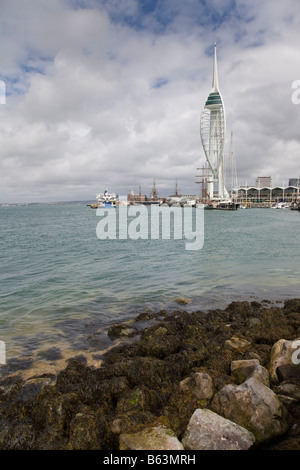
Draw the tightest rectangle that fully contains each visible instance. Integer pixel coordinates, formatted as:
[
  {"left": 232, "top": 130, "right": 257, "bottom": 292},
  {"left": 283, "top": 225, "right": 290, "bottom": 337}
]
[{"left": 1, "top": 203, "right": 300, "bottom": 377}]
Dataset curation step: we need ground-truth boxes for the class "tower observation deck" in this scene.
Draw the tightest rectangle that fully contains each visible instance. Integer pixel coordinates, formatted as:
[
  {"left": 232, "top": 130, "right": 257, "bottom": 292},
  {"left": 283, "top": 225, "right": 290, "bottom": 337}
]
[{"left": 200, "top": 44, "right": 229, "bottom": 199}]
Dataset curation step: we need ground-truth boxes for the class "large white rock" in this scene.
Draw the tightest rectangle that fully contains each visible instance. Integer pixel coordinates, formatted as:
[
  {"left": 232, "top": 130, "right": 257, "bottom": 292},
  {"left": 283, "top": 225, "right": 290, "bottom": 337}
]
[
  {"left": 182, "top": 409, "right": 255, "bottom": 450},
  {"left": 211, "top": 377, "right": 290, "bottom": 443}
]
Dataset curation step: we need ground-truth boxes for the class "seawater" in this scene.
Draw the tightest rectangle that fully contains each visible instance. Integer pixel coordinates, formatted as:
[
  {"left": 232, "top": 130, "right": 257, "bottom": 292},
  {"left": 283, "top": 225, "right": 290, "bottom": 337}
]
[{"left": 0, "top": 204, "right": 300, "bottom": 375}]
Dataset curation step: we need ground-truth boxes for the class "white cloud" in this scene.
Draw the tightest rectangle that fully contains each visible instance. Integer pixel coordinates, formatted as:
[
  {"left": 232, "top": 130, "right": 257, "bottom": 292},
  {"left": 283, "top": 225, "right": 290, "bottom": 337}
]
[{"left": 0, "top": 0, "right": 300, "bottom": 202}]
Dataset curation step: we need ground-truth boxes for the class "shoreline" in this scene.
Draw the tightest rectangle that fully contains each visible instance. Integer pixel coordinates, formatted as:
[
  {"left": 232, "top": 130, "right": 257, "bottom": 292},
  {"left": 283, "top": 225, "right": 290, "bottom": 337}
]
[
  {"left": 0, "top": 297, "right": 299, "bottom": 450},
  {"left": 0, "top": 294, "right": 291, "bottom": 380}
]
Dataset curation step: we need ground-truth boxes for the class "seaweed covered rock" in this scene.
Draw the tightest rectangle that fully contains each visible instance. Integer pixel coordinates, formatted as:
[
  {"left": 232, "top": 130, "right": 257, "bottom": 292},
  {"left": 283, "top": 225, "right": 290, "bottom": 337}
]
[
  {"left": 119, "top": 425, "right": 184, "bottom": 450},
  {"left": 179, "top": 372, "right": 214, "bottom": 406},
  {"left": 246, "top": 307, "right": 295, "bottom": 345},
  {"left": 108, "top": 322, "right": 138, "bottom": 339}
]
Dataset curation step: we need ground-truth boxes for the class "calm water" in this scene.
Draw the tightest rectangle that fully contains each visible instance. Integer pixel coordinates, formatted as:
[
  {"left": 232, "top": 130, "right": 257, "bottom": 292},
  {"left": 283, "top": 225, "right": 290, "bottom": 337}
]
[{"left": 1, "top": 203, "right": 300, "bottom": 375}]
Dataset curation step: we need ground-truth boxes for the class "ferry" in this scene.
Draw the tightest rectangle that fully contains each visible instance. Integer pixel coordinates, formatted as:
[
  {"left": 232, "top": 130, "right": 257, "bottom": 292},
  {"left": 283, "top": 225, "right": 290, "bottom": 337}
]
[
  {"left": 89, "top": 189, "right": 118, "bottom": 208},
  {"left": 96, "top": 190, "right": 117, "bottom": 208}
]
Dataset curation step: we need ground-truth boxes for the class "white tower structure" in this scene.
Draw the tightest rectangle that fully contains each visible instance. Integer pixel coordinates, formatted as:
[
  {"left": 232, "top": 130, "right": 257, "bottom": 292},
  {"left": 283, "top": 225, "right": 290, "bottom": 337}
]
[{"left": 200, "top": 44, "right": 229, "bottom": 199}]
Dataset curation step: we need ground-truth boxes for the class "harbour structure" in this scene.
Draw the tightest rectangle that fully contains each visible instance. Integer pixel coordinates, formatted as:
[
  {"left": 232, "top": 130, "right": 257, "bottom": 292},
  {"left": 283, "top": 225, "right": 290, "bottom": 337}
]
[
  {"left": 256, "top": 176, "right": 273, "bottom": 188},
  {"left": 127, "top": 180, "right": 161, "bottom": 205},
  {"left": 236, "top": 184, "right": 300, "bottom": 204},
  {"left": 200, "top": 43, "right": 229, "bottom": 200},
  {"left": 128, "top": 186, "right": 146, "bottom": 203},
  {"left": 289, "top": 178, "right": 300, "bottom": 187}
]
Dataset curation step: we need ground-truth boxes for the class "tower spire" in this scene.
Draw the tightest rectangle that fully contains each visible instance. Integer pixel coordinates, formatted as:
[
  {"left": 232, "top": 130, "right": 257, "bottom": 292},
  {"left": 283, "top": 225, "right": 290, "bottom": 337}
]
[
  {"left": 200, "top": 42, "right": 228, "bottom": 199},
  {"left": 212, "top": 43, "right": 219, "bottom": 91}
]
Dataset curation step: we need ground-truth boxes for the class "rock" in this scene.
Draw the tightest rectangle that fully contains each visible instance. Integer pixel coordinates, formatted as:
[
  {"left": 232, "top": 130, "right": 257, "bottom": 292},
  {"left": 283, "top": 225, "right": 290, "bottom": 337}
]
[
  {"left": 211, "top": 377, "right": 291, "bottom": 443},
  {"left": 276, "top": 364, "right": 300, "bottom": 382},
  {"left": 284, "top": 299, "right": 300, "bottom": 313},
  {"left": 276, "top": 395, "right": 298, "bottom": 410},
  {"left": 274, "top": 383, "right": 300, "bottom": 401},
  {"left": 246, "top": 351, "right": 262, "bottom": 362},
  {"left": 19, "top": 376, "right": 56, "bottom": 402},
  {"left": 246, "top": 307, "right": 294, "bottom": 345},
  {"left": 248, "top": 317, "right": 261, "bottom": 328},
  {"left": 67, "top": 407, "right": 101, "bottom": 450},
  {"left": 175, "top": 297, "right": 191, "bottom": 305},
  {"left": 137, "top": 324, "right": 182, "bottom": 359},
  {"left": 135, "top": 311, "right": 154, "bottom": 321},
  {"left": 153, "top": 326, "right": 168, "bottom": 336},
  {"left": 269, "top": 338, "right": 300, "bottom": 382},
  {"left": 230, "top": 359, "right": 260, "bottom": 384},
  {"left": 230, "top": 359, "right": 270, "bottom": 387},
  {"left": 182, "top": 409, "right": 255, "bottom": 450},
  {"left": 248, "top": 365, "right": 270, "bottom": 387},
  {"left": 108, "top": 323, "right": 138, "bottom": 338},
  {"left": 116, "top": 387, "right": 148, "bottom": 414},
  {"left": 179, "top": 372, "right": 214, "bottom": 405},
  {"left": 224, "top": 335, "right": 251, "bottom": 353},
  {"left": 119, "top": 425, "right": 184, "bottom": 450}
]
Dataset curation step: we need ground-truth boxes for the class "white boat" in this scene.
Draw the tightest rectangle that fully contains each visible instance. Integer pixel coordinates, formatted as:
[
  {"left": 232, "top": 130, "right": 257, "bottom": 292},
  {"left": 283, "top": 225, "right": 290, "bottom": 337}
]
[
  {"left": 271, "top": 202, "right": 290, "bottom": 209},
  {"left": 183, "top": 199, "right": 196, "bottom": 207},
  {"left": 210, "top": 198, "right": 239, "bottom": 210}
]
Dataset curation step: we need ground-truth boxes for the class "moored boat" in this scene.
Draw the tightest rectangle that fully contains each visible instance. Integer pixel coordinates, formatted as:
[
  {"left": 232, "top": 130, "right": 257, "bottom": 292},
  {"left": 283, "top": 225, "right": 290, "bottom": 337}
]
[
  {"left": 210, "top": 198, "right": 239, "bottom": 210},
  {"left": 290, "top": 202, "right": 300, "bottom": 211},
  {"left": 271, "top": 202, "right": 290, "bottom": 209}
]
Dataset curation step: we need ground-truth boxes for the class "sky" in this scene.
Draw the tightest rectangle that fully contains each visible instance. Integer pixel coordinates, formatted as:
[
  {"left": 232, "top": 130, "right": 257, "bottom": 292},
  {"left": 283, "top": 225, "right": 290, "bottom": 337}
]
[{"left": 0, "top": 0, "right": 300, "bottom": 203}]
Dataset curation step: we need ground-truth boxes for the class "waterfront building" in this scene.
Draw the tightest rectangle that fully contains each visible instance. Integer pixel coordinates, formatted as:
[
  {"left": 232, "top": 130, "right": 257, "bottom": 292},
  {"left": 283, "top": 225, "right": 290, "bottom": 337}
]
[
  {"left": 128, "top": 187, "right": 146, "bottom": 203},
  {"left": 289, "top": 178, "right": 300, "bottom": 187},
  {"left": 236, "top": 185, "right": 300, "bottom": 204},
  {"left": 256, "top": 176, "right": 273, "bottom": 188},
  {"left": 200, "top": 44, "right": 228, "bottom": 200}
]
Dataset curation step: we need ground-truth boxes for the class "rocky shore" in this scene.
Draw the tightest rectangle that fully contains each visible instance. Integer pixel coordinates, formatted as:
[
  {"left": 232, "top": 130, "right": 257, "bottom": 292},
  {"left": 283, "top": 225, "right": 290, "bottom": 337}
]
[{"left": 0, "top": 298, "right": 300, "bottom": 450}]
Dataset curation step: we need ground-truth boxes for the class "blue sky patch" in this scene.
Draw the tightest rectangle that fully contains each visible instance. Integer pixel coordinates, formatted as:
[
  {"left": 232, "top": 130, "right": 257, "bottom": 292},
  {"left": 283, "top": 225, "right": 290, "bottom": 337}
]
[{"left": 152, "top": 77, "right": 169, "bottom": 89}]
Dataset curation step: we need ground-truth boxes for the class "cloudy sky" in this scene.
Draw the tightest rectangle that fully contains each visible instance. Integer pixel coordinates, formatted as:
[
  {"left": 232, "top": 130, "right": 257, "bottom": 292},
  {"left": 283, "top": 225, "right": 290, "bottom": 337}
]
[{"left": 0, "top": 0, "right": 300, "bottom": 202}]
